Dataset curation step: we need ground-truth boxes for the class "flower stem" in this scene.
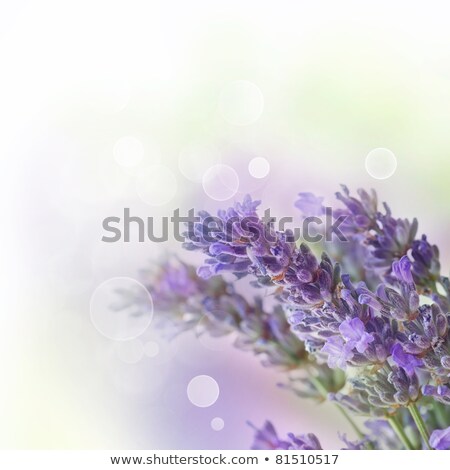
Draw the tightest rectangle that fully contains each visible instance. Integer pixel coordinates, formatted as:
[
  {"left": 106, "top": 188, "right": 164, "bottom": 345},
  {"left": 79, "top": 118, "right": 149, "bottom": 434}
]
[
  {"left": 308, "top": 375, "right": 365, "bottom": 440},
  {"left": 408, "top": 403, "right": 432, "bottom": 450},
  {"left": 387, "top": 415, "right": 414, "bottom": 450},
  {"left": 336, "top": 404, "right": 366, "bottom": 441}
]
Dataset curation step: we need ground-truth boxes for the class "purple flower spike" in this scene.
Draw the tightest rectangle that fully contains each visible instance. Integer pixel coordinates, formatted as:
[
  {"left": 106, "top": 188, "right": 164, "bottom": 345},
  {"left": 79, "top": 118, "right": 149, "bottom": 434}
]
[
  {"left": 249, "top": 422, "right": 322, "bottom": 450},
  {"left": 197, "top": 265, "right": 214, "bottom": 279},
  {"left": 391, "top": 343, "right": 422, "bottom": 376},
  {"left": 249, "top": 421, "right": 290, "bottom": 450},
  {"left": 287, "top": 432, "right": 322, "bottom": 450},
  {"left": 295, "top": 192, "right": 325, "bottom": 216},
  {"left": 235, "top": 194, "right": 261, "bottom": 216},
  {"left": 430, "top": 426, "right": 450, "bottom": 450},
  {"left": 321, "top": 336, "right": 354, "bottom": 369},
  {"left": 339, "top": 318, "right": 374, "bottom": 353},
  {"left": 339, "top": 434, "right": 367, "bottom": 450},
  {"left": 422, "top": 385, "right": 450, "bottom": 404}
]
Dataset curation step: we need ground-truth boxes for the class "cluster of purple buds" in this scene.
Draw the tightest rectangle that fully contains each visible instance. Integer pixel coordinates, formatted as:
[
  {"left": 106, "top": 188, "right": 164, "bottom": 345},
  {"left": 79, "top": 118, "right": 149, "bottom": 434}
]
[
  {"left": 423, "top": 385, "right": 450, "bottom": 405},
  {"left": 351, "top": 366, "right": 420, "bottom": 409},
  {"left": 183, "top": 194, "right": 449, "bottom": 413},
  {"left": 297, "top": 186, "right": 448, "bottom": 309},
  {"left": 287, "top": 251, "right": 449, "bottom": 415},
  {"left": 249, "top": 421, "right": 367, "bottom": 450},
  {"left": 249, "top": 421, "right": 322, "bottom": 450},
  {"left": 430, "top": 426, "right": 450, "bottom": 450},
  {"left": 140, "top": 258, "right": 307, "bottom": 369},
  {"left": 183, "top": 195, "right": 339, "bottom": 308},
  {"left": 355, "top": 256, "right": 450, "bottom": 392},
  {"left": 287, "top": 271, "right": 397, "bottom": 373},
  {"left": 398, "top": 302, "right": 450, "bottom": 383},
  {"left": 136, "top": 185, "right": 450, "bottom": 450}
]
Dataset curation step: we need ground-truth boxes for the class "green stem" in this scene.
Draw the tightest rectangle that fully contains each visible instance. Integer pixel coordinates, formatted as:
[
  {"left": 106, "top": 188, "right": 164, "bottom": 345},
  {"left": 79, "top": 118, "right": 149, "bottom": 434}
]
[
  {"left": 308, "top": 375, "right": 365, "bottom": 440},
  {"left": 387, "top": 416, "right": 415, "bottom": 450},
  {"left": 336, "top": 404, "right": 366, "bottom": 441},
  {"left": 308, "top": 374, "right": 329, "bottom": 396},
  {"left": 408, "top": 403, "right": 432, "bottom": 450}
]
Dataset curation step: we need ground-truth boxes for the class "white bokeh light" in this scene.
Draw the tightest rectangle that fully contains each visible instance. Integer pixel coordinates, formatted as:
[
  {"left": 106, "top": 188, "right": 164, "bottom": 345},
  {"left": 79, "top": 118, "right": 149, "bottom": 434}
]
[
  {"left": 90, "top": 277, "right": 153, "bottom": 340},
  {"left": 144, "top": 340, "right": 160, "bottom": 358},
  {"left": 211, "top": 417, "right": 225, "bottom": 431},
  {"left": 365, "top": 148, "right": 397, "bottom": 179},
  {"left": 178, "top": 142, "right": 221, "bottom": 182},
  {"left": 248, "top": 157, "right": 270, "bottom": 179},
  {"left": 137, "top": 165, "right": 177, "bottom": 206},
  {"left": 219, "top": 80, "right": 264, "bottom": 126},
  {"left": 202, "top": 164, "right": 239, "bottom": 201},
  {"left": 114, "top": 136, "right": 144, "bottom": 167},
  {"left": 115, "top": 339, "right": 144, "bottom": 364},
  {"left": 186, "top": 375, "right": 219, "bottom": 408}
]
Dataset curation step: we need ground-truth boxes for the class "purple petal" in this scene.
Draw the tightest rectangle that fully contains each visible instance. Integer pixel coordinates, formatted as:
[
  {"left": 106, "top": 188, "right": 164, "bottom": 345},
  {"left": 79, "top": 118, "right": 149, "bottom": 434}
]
[
  {"left": 391, "top": 343, "right": 422, "bottom": 376},
  {"left": 430, "top": 426, "right": 450, "bottom": 450}
]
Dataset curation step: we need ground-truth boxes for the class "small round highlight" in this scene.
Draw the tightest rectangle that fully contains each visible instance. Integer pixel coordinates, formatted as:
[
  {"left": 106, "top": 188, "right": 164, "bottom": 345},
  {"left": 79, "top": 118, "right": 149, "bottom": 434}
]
[
  {"left": 144, "top": 340, "right": 160, "bottom": 358},
  {"left": 202, "top": 164, "right": 239, "bottom": 201},
  {"left": 90, "top": 277, "right": 153, "bottom": 341},
  {"left": 178, "top": 142, "right": 221, "bottom": 182},
  {"left": 219, "top": 80, "right": 264, "bottom": 126},
  {"left": 248, "top": 157, "right": 270, "bottom": 179},
  {"left": 365, "top": 148, "right": 397, "bottom": 180},
  {"left": 187, "top": 375, "right": 220, "bottom": 408},
  {"left": 211, "top": 417, "right": 225, "bottom": 431}
]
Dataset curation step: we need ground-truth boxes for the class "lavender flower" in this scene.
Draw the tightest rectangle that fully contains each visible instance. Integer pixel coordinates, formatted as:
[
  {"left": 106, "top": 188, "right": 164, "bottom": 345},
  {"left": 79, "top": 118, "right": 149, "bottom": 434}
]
[
  {"left": 357, "top": 257, "right": 420, "bottom": 322},
  {"left": 430, "top": 426, "right": 450, "bottom": 450},
  {"left": 249, "top": 421, "right": 370, "bottom": 450},
  {"left": 183, "top": 195, "right": 275, "bottom": 279},
  {"left": 164, "top": 185, "right": 450, "bottom": 449},
  {"left": 295, "top": 186, "right": 447, "bottom": 309},
  {"left": 141, "top": 258, "right": 307, "bottom": 369},
  {"left": 400, "top": 303, "right": 450, "bottom": 384},
  {"left": 391, "top": 344, "right": 423, "bottom": 377},
  {"left": 422, "top": 385, "right": 450, "bottom": 405},
  {"left": 295, "top": 192, "right": 325, "bottom": 217},
  {"left": 339, "top": 317, "right": 374, "bottom": 353},
  {"left": 329, "top": 391, "right": 372, "bottom": 416},
  {"left": 184, "top": 195, "right": 338, "bottom": 307},
  {"left": 287, "top": 433, "right": 323, "bottom": 450},
  {"left": 411, "top": 235, "right": 442, "bottom": 291},
  {"left": 183, "top": 196, "right": 448, "bottom": 417},
  {"left": 338, "top": 434, "right": 368, "bottom": 450},
  {"left": 248, "top": 421, "right": 291, "bottom": 450},
  {"left": 357, "top": 256, "right": 450, "bottom": 386},
  {"left": 184, "top": 196, "right": 440, "bottom": 389},
  {"left": 289, "top": 275, "right": 395, "bottom": 370},
  {"left": 249, "top": 421, "right": 322, "bottom": 450},
  {"left": 351, "top": 366, "right": 420, "bottom": 409},
  {"left": 322, "top": 336, "right": 354, "bottom": 369}
]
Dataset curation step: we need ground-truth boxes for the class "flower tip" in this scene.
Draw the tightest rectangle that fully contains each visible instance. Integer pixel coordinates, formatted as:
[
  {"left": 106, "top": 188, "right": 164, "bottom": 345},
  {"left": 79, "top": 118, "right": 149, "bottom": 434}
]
[
  {"left": 197, "top": 266, "right": 213, "bottom": 279},
  {"left": 430, "top": 426, "right": 450, "bottom": 450}
]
